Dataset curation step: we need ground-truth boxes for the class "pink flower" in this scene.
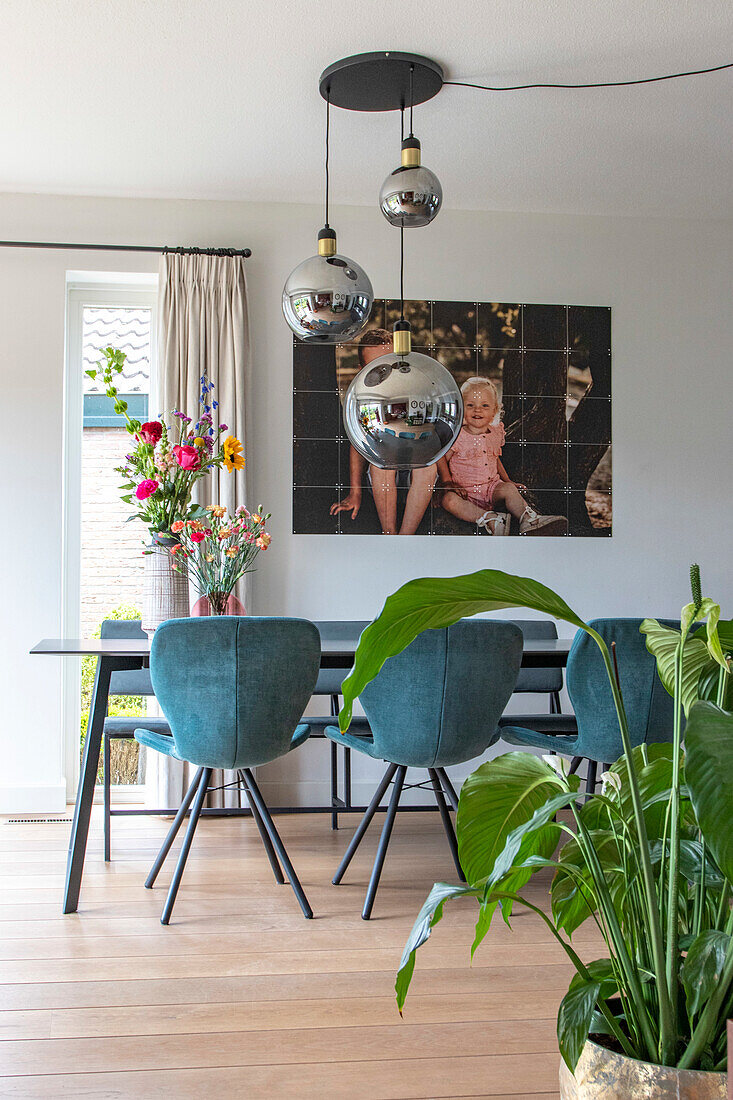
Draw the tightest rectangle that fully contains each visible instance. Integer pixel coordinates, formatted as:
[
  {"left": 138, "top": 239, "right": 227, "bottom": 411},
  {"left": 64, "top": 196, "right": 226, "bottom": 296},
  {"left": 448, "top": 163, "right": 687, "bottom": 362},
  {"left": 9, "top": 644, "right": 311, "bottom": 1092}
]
[
  {"left": 136, "top": 421, "right": 163, "bottom": 446},
  {"left": 190, "top": 531, "right": 205, "bottom": 543},
  {"left": 135, "top": 479, "right": 158, "bottom": 500},
  {"left": 172, "top": 444, "right": 201, "bottom": 471}
]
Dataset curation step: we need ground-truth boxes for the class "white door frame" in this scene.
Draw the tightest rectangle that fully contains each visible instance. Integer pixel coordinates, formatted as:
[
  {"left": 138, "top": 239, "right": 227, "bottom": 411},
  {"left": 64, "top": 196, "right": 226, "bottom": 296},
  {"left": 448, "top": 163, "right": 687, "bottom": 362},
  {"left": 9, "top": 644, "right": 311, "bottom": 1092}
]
[{"left": 62, "top": 276, "right": 158, "bottom": 800}]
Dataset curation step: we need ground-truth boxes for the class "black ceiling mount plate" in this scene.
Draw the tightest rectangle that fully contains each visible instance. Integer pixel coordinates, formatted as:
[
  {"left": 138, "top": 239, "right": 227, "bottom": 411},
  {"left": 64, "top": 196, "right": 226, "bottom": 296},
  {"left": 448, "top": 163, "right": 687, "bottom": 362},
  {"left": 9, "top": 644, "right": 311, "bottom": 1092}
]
[{"left": 319, "top": 52, "right": 444, "bottom": 112}]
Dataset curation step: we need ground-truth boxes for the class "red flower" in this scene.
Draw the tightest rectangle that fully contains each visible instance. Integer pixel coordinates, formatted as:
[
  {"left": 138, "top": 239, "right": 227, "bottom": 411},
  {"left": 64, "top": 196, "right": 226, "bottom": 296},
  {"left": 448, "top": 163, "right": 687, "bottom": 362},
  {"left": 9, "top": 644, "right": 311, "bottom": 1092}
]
[
  {"left": 137, "top": 421, "right": 163, "bottom": 446},
  {"left": 190, "top": 531, "right": 205, "bottom": 543},
  {"left": 135, "top": 478, "right": 159, "bottom": 500},
  {"left": 172, "top": 444, "right": 201, "bottom": 471}
]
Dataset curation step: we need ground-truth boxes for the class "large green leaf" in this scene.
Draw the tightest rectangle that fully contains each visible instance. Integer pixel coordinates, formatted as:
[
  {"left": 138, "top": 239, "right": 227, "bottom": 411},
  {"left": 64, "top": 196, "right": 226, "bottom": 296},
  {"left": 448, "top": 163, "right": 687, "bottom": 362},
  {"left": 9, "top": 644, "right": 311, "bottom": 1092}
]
[
  {"left": 456, "top": 753, "right": 566, "bottom": 891},
  {"left": 639, "top": 619, "right": 711, "bottom": 716},
  {"left": 557, "top": 977, "right": 601, "bottom": 1071},
  {"left": 395, "top": 882, "right": 480, "bottom": 1011},
  {"left": 680, "top": 930, "right": 732, "bottom": 1020},
  {"left": 685, "top": 701, "right": 733, "bottom": 884},
  {"left": 338, "top": 569, "right": 593, "bottom": 730},
  {"left": 552, "top": 831, "right": 624, "bottom": 936},
  {"left": 485, "top": 788, "right": 581, "bottom": 893}
]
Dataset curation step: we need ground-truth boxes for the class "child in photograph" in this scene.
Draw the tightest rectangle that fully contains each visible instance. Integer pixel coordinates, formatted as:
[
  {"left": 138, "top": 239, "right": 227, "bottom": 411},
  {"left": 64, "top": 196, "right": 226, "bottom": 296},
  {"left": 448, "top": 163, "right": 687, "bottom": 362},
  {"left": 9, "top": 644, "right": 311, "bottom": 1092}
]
[
  {"left": 331, "top": 329, "right": 437, "bottom": 535},
  {"left": 438, "top": 376, "right": 568, "bottom": 535}
]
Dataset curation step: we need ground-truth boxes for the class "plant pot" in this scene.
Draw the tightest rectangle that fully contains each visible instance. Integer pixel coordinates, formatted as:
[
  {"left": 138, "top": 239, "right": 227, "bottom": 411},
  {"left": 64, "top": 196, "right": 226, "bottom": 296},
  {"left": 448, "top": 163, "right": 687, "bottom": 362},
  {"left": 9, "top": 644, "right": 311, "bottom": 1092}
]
[
  {"left": 559, "top": 1040, "right": 727, "bottom": 1099},
  {"left": 141, "top": 538, "right": 190, "bottom": 636}
]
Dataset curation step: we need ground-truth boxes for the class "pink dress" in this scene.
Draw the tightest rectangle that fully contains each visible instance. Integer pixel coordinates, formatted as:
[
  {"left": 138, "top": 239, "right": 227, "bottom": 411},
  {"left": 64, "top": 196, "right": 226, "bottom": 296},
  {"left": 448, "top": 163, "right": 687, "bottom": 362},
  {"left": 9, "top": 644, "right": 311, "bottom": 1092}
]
[{"left": 445, "top": 423, "right": 505, "bottom": 508}]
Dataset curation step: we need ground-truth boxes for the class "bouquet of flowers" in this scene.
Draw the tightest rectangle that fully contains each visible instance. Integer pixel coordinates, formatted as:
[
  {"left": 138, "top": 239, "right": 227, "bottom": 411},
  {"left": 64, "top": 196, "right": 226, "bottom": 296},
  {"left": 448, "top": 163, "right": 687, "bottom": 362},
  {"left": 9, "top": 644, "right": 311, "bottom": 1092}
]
[
  {"left": 168, "top": 505, "right": 271, "bottom": 614},
  {"left": 86, "top": 347, "right": 245, "bottom": 538}
]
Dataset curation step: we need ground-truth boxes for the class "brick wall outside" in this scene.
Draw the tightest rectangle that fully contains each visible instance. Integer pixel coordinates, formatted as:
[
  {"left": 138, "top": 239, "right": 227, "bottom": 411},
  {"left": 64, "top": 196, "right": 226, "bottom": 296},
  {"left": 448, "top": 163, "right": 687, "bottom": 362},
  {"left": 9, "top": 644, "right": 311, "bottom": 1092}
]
[{"left": 80, "top": 427, "right": 146, "bottom": 636}]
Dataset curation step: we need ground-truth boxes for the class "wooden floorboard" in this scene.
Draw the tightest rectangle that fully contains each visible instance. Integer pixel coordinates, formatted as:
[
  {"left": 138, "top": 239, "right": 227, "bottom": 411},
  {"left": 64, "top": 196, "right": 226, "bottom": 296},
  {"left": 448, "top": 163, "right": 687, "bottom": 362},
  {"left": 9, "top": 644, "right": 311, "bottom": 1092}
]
[{"left": 0, "top": 809, "right": 587, "bottom": 1098}]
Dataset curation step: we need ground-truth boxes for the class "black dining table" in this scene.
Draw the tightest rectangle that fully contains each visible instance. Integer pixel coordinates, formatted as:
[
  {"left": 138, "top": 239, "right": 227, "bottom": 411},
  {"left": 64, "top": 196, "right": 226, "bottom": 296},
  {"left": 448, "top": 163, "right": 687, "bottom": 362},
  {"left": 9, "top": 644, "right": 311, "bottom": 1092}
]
[{"left": 31, "top": 623, "right": 571, "bottom": 914}]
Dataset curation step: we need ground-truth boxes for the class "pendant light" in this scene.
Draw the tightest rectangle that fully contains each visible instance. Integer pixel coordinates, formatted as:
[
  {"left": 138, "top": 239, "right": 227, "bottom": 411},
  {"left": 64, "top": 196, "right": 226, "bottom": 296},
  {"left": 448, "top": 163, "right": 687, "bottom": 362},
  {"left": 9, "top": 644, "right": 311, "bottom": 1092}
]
[
  {"left": 379, "top": 66, "right": 442, "bottom": 228},
  {"left": 282, "top": 92, "right": 373, "bottom": 342},
  {"left": 343, "top": 218, "right": 461, "bottom": 470}
]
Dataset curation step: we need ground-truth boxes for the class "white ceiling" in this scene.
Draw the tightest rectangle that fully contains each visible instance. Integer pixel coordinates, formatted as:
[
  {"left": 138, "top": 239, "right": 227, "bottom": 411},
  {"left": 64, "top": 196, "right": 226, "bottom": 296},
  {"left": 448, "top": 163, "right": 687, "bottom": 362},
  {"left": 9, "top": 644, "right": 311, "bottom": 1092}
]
[{"left": 1, "top": 0, "right": 731, "bottom": 218}]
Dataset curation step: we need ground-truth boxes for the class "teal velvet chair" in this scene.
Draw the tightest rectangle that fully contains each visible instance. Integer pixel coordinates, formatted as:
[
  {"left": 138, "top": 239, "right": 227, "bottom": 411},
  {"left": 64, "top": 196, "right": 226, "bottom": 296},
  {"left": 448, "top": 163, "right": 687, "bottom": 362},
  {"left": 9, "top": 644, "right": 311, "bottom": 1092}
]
[
  {"left": 325, "top": 619, "right": 523, "bottom": 919},
  {"left": 501, "top": 618, "right": 676, "bottom": 794},
  {"left": 135, "top": 616, "right": 321, "bottom": 924}
]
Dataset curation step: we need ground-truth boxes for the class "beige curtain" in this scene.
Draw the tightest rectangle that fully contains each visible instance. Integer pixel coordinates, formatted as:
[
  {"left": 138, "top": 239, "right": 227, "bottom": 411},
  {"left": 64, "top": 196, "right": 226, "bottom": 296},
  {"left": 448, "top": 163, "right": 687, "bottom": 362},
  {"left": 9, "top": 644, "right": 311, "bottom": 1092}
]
[{"left": 145, "top": 252, "right": 250, "bottom": 810}]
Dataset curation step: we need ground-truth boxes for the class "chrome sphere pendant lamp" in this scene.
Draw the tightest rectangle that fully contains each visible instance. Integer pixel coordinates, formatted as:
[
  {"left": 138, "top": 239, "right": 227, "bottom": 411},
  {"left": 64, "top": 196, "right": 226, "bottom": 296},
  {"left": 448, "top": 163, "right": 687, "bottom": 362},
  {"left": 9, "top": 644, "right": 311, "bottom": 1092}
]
[
  {"left": 343, "top": 221, "right": 462, "bottom": 470},
  {"left": 282, "top": 92, "right": 373, "bottom": 342},
  {"left": 380, "top": 66, "right": 442, "bottom": 228}
]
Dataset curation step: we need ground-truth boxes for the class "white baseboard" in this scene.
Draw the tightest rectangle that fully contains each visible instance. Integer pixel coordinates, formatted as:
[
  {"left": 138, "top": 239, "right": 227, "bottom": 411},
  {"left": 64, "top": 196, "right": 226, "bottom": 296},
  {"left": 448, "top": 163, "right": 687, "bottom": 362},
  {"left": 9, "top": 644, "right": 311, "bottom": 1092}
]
[{"left": 0, "top": 784, "right": 67, "bottom": 815}]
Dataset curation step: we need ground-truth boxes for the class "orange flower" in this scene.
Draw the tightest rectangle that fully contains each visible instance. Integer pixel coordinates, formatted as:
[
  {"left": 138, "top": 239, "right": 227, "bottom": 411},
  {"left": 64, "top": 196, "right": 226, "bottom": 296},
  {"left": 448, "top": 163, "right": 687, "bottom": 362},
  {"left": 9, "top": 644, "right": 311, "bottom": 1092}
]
[
  {"left": 256, "top": 533, "right": 271, "bottom": 550},
  {"left": 225, "top": 547, "right": 238, "bottom": 558},
  {"left": 218, "top": 527, "right": 232, "bottom": 539},
  {"left": 170, "top": 543, "right": 182, "bottom": 554},
  {"left": 206, "top": 504, "right": 226, "bottom": 518},
  {"left": 251, "top": 512, "right": 263, "bottom": 525},
  {"left": 171, "top": 520, "right": 184, "bottom": 533}
]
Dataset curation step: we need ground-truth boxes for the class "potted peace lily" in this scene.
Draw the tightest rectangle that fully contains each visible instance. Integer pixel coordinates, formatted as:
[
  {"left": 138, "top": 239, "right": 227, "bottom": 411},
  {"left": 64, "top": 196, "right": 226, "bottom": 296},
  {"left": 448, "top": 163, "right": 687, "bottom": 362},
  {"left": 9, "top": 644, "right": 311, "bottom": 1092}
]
[{"left": 338, "top": 566, "right": 731, "bottom": 1098}]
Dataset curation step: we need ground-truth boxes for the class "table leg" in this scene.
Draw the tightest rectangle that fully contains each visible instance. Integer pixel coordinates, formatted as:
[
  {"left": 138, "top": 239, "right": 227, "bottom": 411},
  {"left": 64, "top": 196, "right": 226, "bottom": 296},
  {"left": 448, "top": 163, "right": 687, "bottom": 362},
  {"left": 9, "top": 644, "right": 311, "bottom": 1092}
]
[{"left": 63, "top": 656, "right": 112, "bottom": 914}]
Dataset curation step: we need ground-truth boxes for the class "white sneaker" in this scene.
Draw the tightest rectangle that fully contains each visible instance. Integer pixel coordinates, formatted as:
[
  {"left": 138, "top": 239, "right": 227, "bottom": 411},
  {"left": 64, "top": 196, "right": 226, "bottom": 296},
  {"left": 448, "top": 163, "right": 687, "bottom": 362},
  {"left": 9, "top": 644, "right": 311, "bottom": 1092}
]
[
  {"left": 519, "top": 508, "right": 568, "bottom": 536},
  {"left": 477, "top": 510, "right": 510, "bottom": 536}
]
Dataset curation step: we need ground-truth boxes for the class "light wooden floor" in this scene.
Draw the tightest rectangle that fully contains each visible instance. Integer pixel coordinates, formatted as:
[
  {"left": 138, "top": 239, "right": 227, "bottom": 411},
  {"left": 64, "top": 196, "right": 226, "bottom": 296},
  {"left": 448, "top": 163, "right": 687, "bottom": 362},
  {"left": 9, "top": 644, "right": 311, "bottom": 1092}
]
[{"left": 0, "top": 806, "right": 601, "bottom": 1099}]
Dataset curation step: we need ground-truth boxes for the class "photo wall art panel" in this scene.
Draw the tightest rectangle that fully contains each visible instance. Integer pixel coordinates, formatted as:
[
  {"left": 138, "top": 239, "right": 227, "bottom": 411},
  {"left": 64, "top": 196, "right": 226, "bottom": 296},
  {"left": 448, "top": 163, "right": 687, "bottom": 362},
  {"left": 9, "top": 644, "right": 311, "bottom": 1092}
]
[{"left": 293, "top": 300, "right": 612, "bottom": 536}]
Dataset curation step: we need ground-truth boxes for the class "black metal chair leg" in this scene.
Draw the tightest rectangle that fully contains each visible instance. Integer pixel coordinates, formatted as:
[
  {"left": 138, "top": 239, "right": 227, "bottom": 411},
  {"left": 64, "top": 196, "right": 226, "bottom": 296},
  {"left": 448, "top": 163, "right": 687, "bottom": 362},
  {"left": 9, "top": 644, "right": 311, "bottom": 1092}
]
[
  {"left": 428, "top": 769, "right": 465, "bottom": 882},
  {"left": 569, "top": 756, "right": 584, "bottom": 776},
  {"left": 145, "top": 767, "right": 204, "bottom": 889},
  {"left": 237, "top": 770, "right": 284, "bottom": 885},
  {"left": 436, "top": 767, "right": 460, "bottom": 813},
  {"left": 160, "top": 767, "right": 211, "bottom": 925},
  {"left": 241, "top": 769, "right": 313, "bottom": 919},
  {"left": 344, "top": 746, "right": 352, "bottom": 810},
  {"left": 551, "top": 690, "right": 562, "bottom": 714},
  {"left": 585, "top": 759, "right": 598, "bottom": 797},
  {"left": 362, "top": 765, "right": 406, "bottom": 920},
  {"left": 330, "top": 740, "right": 339, "bottom": 831},
  {"left": 330, "top": 694, "right": 340, "bottom": 830},
  {"left": 332, "top": 763, "right": 399, "bottom": 885},
  {"left": 103, "top": 732, "right": 111, "bottom": 862}
]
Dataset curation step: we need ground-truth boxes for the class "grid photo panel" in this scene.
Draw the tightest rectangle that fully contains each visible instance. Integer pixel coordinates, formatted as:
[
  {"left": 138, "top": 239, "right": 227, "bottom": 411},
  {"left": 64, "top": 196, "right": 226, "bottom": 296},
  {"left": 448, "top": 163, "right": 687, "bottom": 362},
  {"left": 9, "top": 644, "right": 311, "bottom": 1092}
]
[{"left": 293, "top": 300, "right": 611, "bottom": 536}]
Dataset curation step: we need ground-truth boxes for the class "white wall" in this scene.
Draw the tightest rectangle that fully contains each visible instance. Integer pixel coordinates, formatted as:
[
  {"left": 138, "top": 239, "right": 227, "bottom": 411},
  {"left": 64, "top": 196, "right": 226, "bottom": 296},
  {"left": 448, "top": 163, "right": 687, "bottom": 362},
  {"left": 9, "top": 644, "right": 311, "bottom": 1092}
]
[{"left": 1, "top": 191, "right": 731, "bottom": 810}]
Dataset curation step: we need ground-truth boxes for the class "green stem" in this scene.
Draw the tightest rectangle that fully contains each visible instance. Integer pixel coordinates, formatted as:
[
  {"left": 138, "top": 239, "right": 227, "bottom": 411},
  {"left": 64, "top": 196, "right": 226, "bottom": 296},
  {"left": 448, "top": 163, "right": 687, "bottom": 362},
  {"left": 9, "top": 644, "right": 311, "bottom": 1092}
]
[
  {"left": 664, "top": 641, "right": 684, "bottom": 1042},
  {"left": 491, "top": 890, "right": 637, "bottom": 1059},
  {"left": 593, "top": 634, "right": 675, "bottom": 1060}
]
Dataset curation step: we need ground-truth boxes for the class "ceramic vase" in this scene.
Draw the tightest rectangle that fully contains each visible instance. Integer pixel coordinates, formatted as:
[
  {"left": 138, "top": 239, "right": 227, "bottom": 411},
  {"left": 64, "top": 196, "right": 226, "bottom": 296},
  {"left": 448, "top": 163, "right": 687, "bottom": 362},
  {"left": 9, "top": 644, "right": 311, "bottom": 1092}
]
[
  {"left": 141, "top": 537, "right": 190, "bottom": 636},
  {"left": 559, "top": 1040, "right": 727, "bottom": 1099}
]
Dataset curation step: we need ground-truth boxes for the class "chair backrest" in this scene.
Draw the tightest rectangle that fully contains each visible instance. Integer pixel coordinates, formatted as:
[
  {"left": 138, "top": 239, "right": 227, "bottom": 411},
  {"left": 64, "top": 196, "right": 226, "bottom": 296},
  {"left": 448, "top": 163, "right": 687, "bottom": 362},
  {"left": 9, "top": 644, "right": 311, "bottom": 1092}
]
[
  {"left": 100, "top": 619, "right": 154, "bottom": 696},
  {"left": 509, "top": 619, "right": 563, "bottom": 694},
  {"left": 567, "top": 618, "right": 676, "bottom": 763},
  {"left": 358, "top": 619, "right": 523, "bottom": 767},
  {"left": 149, "top": 616, "right": 321, "bottom": 769}
]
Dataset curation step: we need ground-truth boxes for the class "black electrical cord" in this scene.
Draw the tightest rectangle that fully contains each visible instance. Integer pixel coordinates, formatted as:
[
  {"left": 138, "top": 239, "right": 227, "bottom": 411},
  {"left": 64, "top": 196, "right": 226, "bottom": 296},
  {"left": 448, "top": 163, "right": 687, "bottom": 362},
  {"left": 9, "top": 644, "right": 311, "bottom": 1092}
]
[
  {"left": 400, "top": 224, "right": 405, "bottom": 322},
  {"left": 324, "top": 91, "right": 330, "bottom": 228},
  {"left": 409, "top": 64, "right": 414, "bottom": 137},
  {"left": 443, "top": 61, "right": 733, "bottom": 92}
]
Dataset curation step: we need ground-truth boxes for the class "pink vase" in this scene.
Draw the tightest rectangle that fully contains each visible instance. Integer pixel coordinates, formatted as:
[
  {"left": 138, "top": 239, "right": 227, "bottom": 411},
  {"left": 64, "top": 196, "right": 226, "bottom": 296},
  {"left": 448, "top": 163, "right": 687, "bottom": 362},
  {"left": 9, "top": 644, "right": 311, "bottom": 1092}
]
[{"left": 191, "top": 594, "right": 246, "bottom": 616}]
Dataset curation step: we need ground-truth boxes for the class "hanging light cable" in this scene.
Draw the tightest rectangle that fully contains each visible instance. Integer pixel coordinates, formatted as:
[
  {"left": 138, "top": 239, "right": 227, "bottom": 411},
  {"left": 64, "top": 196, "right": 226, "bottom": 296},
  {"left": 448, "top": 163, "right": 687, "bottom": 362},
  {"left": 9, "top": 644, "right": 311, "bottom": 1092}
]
[{"left": 282, "top": 90, "right": 374, "bottom": 342}]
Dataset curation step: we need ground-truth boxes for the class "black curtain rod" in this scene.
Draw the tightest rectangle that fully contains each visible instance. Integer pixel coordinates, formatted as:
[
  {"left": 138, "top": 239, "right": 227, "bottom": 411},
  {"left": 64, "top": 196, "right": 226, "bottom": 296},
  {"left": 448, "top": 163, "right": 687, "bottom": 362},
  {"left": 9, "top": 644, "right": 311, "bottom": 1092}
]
[{"left": 0, "top": 241, "right": 252, "bottom": 258}]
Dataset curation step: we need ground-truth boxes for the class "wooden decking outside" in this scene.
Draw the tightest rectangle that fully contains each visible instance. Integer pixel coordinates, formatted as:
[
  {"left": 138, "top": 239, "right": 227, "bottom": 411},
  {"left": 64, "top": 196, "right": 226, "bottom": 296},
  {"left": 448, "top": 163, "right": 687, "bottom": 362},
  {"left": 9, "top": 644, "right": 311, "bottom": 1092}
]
[{"left": 0, "top": 807, "right": 600, "bottom": 1098}]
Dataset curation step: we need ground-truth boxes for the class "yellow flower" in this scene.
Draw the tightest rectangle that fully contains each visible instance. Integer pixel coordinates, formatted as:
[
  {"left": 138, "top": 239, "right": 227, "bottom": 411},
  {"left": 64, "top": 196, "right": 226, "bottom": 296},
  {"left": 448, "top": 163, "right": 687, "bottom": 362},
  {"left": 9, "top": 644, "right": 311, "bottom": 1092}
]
[
  {"left": 225, "top": 547, "right": 238, "bottom": 558},
  {"left": 193, "top": 436, "right": 205, "bottom": 447},
  {"left": 222, "top": 436, "right": 245, "bottom": 472},
  {"left": 218, "top": 527, "right": 232, "bottom": 539},
  {"left": 206, "top": 504, "right": 226, "bottom": 518}
]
